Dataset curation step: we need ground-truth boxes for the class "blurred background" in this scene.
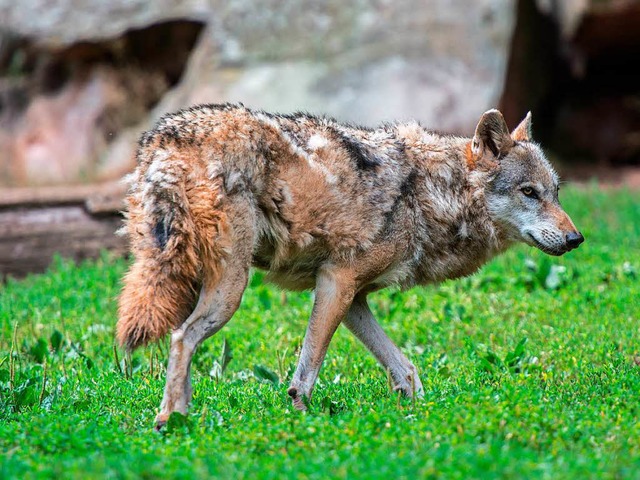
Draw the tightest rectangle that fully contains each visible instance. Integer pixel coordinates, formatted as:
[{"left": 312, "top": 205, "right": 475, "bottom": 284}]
[{"left": 1, "top": 0, "right": 639, "bottom": 277}]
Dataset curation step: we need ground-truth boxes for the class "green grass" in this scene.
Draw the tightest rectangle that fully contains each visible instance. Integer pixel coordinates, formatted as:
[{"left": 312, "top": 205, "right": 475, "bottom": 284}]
[{"left": 1, "top": 186, "right": 639, "bottom": 479}]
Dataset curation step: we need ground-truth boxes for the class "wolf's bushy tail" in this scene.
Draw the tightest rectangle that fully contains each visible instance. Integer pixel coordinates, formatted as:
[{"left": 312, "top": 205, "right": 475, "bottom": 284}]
[{"left": 116, "top": 153, "right": 229, "bottom": 351}]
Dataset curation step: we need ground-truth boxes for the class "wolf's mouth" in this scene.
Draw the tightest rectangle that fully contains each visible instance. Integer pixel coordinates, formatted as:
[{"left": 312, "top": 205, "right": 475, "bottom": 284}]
[{"left": 525, "top": 233, "right": 565, "bottom": 256}]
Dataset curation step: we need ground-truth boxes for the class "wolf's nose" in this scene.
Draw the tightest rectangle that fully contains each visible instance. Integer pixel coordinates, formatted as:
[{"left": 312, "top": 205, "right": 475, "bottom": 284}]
[{"left": 565, "top": 231, "right": 584, "bottom": 249}]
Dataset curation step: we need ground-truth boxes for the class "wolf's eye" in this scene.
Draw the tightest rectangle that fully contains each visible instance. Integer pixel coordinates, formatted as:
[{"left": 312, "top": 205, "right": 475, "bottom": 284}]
[{"left": 521, "top": 186, "right": 538, "bottom": 199}]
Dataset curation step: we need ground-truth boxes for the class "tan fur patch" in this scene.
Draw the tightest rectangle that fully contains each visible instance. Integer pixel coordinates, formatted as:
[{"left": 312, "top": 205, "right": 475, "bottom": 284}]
[
  {"left": 117, "top": 141, "right": 231, "bottom": 350},
  {"left": 548, "top": 204, "right": 578, "bottom": 232},
  {"left": 465, "top": 141, "right": 476, "bottom": 170}
]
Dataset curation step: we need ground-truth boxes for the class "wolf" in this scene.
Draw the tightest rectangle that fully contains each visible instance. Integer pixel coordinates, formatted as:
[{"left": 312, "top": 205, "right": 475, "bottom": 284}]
[{"left": 116, "top": 104, "right": 583, "bottom": 428}]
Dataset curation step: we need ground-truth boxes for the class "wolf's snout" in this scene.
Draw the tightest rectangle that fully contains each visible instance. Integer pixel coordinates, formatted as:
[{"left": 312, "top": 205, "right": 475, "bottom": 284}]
[{"left": 565, "top": 231, "right": 584, "bottom": 250}]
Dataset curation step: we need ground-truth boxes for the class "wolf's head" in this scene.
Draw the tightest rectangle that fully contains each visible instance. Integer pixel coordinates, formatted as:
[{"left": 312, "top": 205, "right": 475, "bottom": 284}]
[{"left": 472, "top": 109, "right": 584, "bottom": 256}]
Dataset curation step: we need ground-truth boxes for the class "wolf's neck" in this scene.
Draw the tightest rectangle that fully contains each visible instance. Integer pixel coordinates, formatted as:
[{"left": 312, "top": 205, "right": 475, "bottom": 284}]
[{"left": 393, "top": 127, "right": 511, "bottom": 283}]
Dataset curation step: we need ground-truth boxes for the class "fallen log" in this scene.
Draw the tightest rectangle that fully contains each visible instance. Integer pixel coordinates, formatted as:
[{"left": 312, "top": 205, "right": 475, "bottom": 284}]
[{"left": 0, "top": 181, "right": 129, "bottom": 279}]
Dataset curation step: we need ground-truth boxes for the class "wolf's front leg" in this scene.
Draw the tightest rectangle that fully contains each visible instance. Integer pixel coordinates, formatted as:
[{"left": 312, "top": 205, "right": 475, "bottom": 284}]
[
  {"left": 343, "top": 294, "right": 423, "bottom": 397},
  {"left": 288, "top": 264, "right": 356, "bottom": 410}
]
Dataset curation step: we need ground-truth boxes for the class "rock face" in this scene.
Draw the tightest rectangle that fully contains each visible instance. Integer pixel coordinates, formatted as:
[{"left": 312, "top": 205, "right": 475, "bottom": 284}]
[
  {"left": 0, "top": 0, "right": 517, "bottom": 186},
  {"left": 0, "top": 18, "right": 203, "bottom": 185},
  {"left": 0, "top": 0, "right": 208, "bottom": 46},
  {"left": 201, "top": 0, "right": 515, "bottom": 133}
]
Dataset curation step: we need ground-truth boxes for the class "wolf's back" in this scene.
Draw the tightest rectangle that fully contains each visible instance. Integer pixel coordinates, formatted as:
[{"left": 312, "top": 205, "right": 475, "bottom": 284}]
[{"left": 117, "top": 141, "right": 228, "bottom": 350}]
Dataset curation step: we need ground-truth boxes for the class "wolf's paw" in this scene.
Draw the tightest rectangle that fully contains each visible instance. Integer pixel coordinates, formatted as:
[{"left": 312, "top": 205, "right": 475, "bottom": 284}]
[
  {"left": 287, "top": 386, "right": 309, "bottom": 411},
  {"left": 393, "top": 370, "right": 424, "bottom": 398},
  {"left": 154, "top": 413, "right": 169, "bottom": 431}
]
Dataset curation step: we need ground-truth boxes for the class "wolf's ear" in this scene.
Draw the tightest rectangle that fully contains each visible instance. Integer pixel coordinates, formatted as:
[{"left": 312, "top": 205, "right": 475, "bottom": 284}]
[
  {"left": 511, "top": 111, "right": 532, "bottom": 141},
  {"left": 472, "top": 109, "right": 514, "bottom": 158}
]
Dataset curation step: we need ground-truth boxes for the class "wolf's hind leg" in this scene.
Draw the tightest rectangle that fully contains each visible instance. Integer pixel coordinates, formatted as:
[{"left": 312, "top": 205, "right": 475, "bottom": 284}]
[
  {"left": 288, "top": 264, "right": 356, "bottom": 410},
  {"left": 155, "top": 268, "right": 248, "bottom": 429},
  {"left": 343, "top": 293, "right": 423, "bottom": 397},
  {"left": 155, "top": 198, "right": 254, "bottom": 429}
]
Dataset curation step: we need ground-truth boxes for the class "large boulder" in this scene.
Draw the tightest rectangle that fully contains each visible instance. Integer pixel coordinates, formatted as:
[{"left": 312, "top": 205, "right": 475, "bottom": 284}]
[
  {"left": 155, "top": 0, "right": 517, "bottom": 134},
  {"left": 0, "top": 0, "right": 517, "bottom": 186},
  {"left": 0, "top": 0, "right": 208, "bottom": 46}
]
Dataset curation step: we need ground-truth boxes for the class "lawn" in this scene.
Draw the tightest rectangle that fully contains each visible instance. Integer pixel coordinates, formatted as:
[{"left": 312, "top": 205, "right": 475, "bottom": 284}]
[{"left": 1, "top": 186, "right": 639, "bottom": 479}]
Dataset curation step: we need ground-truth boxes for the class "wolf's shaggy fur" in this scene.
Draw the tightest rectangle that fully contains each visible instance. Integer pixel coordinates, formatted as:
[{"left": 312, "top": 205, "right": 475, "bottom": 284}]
[{"left": 116, "top": 104, "right": 582, "bottom": 426}]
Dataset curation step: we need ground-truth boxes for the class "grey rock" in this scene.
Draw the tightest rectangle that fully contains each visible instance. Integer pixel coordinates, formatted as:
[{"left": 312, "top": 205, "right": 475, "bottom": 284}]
[
  {"left": 0, "top": 0, "right": 517, "bottom": 185},
  {"left": 0, "top": 0, "right": 209, "bottom": 46}
]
